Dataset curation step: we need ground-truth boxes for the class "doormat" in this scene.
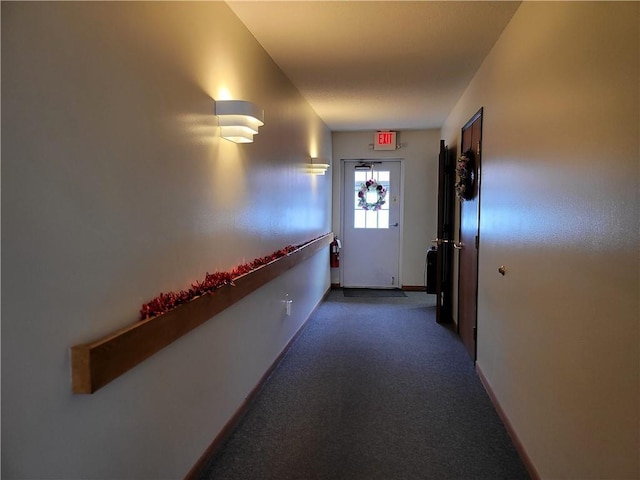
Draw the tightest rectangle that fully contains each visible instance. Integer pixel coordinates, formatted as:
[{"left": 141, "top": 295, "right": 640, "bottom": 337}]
[{"left": 343, "top": 288, "right": 407, "bottom": 298}]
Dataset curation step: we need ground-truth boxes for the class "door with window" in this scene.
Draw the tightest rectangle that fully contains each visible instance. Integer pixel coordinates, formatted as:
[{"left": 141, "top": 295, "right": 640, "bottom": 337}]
[{"left": 342, "top": 160, "right": 402, "bottom": 288}]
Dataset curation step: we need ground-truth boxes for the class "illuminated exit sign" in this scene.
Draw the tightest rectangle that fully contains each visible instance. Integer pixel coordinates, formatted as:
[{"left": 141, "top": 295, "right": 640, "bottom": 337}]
[{"left": 374, "top": 131, "right": 397, "bottom": 150}]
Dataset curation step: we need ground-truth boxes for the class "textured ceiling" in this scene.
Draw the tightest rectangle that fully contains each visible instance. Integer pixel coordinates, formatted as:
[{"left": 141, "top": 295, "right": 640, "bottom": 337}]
[{"left": 227, "top": 1, "right": 521, "bottom": 131}]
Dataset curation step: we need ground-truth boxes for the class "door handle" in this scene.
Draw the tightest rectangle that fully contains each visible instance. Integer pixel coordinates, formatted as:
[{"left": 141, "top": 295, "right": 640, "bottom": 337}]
[
  {"left": 431, "top": 238, "right": 455, "bottom": 245},
  {"left": 431, "top": 238, "right": 464, "bottom": 249},
  {"left": 392, "top": 223, "right": 399, "bottom": 227}
]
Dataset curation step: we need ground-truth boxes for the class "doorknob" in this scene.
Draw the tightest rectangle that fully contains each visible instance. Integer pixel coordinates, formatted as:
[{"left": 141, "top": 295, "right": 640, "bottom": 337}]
[
  {"left": 453, "top": 242, "right": 464, "bottom": 250},
  {"left": 392, "top": 223, "right": 399, "bottom": 227}
]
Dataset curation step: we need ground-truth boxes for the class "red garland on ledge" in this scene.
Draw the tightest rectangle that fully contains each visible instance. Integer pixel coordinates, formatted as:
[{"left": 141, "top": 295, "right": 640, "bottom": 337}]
[{"left": 139, "top": 238, "right": 321, "bottom": 320}]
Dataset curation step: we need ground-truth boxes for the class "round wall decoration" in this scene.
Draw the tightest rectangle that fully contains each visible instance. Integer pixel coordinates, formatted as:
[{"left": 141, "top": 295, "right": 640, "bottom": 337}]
[
  {"left": 455, "top": 150, "right": 476, "bottom": 201},
  {"left": 358, "top": 179, "right": 387, "bottom": 210}
]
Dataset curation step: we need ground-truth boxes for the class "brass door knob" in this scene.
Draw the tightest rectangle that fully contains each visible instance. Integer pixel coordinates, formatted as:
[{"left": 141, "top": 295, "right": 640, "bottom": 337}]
[{"left": 498, "top": 266, "right": 506, "bottom": 276}]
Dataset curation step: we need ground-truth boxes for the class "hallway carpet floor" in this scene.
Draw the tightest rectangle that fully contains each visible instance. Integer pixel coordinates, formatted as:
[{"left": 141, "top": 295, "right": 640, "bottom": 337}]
[{"left": 194, "top": 290, "right": 530, "bottom": 480}]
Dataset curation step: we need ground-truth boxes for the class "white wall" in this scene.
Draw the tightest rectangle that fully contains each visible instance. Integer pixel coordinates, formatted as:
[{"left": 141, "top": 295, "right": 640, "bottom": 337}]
[
  {"left": 1, "top": 3, "right": 331, "bottom": 478},
  {"left": 442, "top": 2, "right": 639, "bottom": 479},
  {"left": 331, "top": 130, "right": 441, "bottom": 288}
]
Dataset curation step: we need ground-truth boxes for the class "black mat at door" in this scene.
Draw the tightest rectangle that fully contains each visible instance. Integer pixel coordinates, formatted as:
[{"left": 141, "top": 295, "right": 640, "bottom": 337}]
[{"left": 342, "top": 288, "right": 407, "bottom": 298}]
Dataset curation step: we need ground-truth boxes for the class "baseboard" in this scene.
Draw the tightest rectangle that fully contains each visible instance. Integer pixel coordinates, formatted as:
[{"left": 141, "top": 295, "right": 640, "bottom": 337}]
[
  {"left": 475, "top": 364, "right": 541, "bottom": 480},
  {"left": 401, "top": 285, "right": 427, "bottom": 291},
  {"left": 184, "top": 285, "right": 332, "bottom": 480}
]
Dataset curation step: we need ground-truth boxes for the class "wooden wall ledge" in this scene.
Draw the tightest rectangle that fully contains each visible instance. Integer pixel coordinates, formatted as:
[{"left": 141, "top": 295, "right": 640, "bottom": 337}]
[{"left": 70, "top": 233, "right": 333, "bottom": 394}]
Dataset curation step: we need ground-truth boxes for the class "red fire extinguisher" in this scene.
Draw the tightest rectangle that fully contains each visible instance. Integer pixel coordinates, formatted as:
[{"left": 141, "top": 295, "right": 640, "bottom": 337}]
[{"left": 330, "top": 237, "right": 340, "bottom": 268}]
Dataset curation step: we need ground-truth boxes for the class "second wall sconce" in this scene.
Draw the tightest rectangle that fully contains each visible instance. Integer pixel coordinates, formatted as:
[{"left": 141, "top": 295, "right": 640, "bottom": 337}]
[
  {"left": 214, "top": 100, "right": 264, "bottom": 143},
  {"left": 309, "top": 157, "right": 330, "bottom": 175}
]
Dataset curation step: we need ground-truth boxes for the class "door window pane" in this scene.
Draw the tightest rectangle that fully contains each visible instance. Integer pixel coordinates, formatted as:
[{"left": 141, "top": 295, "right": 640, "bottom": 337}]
[
  {"left": 378, "top": 210, "right": 389, "bottom": 229},
  {"left": 354, "top": 170, "right": 391, "bottom": 229}
]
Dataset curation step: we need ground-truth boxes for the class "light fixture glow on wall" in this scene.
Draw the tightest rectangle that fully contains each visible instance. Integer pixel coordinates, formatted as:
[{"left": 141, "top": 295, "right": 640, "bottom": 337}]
[
  {"left": 214, "top": 100, "right": 264, "bottom": 143},
  {"left": 309, "top": 157, "right": 330, "bottom": 175}
]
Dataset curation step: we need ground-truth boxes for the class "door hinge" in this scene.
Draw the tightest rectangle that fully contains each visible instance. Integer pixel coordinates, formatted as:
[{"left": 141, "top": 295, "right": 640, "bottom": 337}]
[
  {"left": 473, "top": 326, "right": 477, "bottom": 340},
  {"left": 475, "top": 235, "right": 479, "bottom": 249}
]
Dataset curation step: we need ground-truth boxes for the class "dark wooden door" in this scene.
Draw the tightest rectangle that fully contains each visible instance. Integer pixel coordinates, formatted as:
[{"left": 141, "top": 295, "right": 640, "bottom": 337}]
[
  {"left": 435, "top": 140, "right": 455, "bottom": 324},
  {"left": 458, "top": 108, "right": 483, "bottom": 360}
]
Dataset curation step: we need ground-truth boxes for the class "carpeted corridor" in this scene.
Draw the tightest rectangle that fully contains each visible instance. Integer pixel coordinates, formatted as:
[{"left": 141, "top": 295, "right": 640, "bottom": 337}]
[{"left": 193, "top": 290, "right": 530, "bottom": 480}]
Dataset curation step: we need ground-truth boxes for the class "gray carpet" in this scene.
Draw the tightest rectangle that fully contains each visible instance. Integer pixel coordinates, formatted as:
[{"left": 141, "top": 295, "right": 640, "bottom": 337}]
[
  {"left": 194, "top": 290, "right": 530, "bottom": 480},
  {"left": 343, "top": 288, "right": 407, "bottom": 298}
]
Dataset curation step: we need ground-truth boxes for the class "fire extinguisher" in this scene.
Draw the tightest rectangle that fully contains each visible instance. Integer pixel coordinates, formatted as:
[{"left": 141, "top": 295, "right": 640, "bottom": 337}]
[{"left": 330, "top": 236, "right": 341, "bottom": 268}]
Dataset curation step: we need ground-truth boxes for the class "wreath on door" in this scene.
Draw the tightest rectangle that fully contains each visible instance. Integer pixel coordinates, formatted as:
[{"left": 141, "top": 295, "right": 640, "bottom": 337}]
[
  {"left": 455, "top": 150, "right": 476, "bottom": 201},
  {"left": 358, "top": 179, "right": 387, "bottom": 210}
]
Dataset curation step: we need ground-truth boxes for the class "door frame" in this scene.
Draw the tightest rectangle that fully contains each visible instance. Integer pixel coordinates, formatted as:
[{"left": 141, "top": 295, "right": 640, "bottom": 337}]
[{"left": 339, "top": 158, "right": 405, "bottom": 288}]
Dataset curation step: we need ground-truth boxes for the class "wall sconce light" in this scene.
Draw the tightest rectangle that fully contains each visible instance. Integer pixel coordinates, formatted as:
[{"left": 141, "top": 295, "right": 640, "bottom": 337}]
[
  {"left": 309, "top": 157, "right": 330, "bottom": 175},
  {"left": 214, "top": 100, "right": 264, "bottom": 143}
]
